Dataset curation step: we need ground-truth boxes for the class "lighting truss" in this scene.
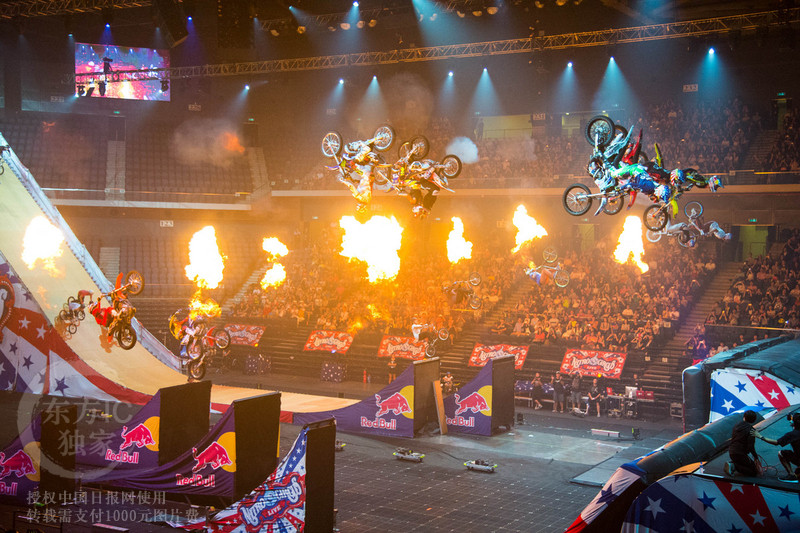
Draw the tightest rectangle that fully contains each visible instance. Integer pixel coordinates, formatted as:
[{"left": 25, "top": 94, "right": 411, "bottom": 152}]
[
  {"left": 73, "top": 8, "right": 800, "bottom": 84},
  {"left": 0, "top": 0, "right": 150, "bottom": 19}
]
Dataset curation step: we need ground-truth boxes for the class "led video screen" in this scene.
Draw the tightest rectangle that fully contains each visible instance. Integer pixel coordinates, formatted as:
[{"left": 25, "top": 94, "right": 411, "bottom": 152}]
[{"left": 75, "top": 43, "right": 170, "bottom": 101}]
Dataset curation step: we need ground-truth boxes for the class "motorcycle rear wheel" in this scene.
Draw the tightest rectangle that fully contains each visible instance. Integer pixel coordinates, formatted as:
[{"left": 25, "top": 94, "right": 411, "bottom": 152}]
[
  {"left": 468, "top": 272, "right": 482, "bottom": 286},
  {"left": 116, "top": 324, "right": 137, "bottom": 350},
  {"left": 425, "top": 343, "right": 436, "bottom": 357},
  {"left": 603, "top": 193, "right": 625, "bottom": 215},
  {"left": 440, "top": 155, "right": 462, "bottom": 178},
  {"left": 124, "top": 270, "right": 145, "bottom": 296},
  {"left": 644, "top": 204, "right": 668, "bottom": 232},
  {"left": 373, "top": 125, "right": 395, "bottom": 152},
  {"left": 684, "top": 200, "right": 704, "bottom": 218},
  {"left": 468, "top": 295, "right": 482, "bottom": 310},
  {"left": 543, "top": 247, "right": 558, "bottom": 264},
  {"left": 645, "top": 229, "right": 663, "bottom": 243},
  {"left": 554, "top": 268, "right": 570, "bottom": 288},
  {"left": 187, "top": 360, "right": 207, "bottom": 380},
  {"left": 585, "top": 116, "right": 615, "bottom": 146},
  {"left": 215, "top": 330, "right": 232, "bottom": 350},
  {"left": 437, "top": 328, "right": 450, "bottom": 341}
]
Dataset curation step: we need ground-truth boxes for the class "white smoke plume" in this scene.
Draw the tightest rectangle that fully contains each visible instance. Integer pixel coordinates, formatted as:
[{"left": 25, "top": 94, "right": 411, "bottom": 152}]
[
  {"left": 446, "top": 136, "right": 479, "bottom": 164},
  {"left": 171, "top": 118, "right": 246, "bottom": 168}
]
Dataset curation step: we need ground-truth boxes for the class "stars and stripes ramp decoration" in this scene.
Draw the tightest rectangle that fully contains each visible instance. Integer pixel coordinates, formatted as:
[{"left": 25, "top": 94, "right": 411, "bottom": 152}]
[
  {"left": 566, "top": 460, "right": 647, "bottom": 532},
  {"left": 621, "top": 472, "right": 800, "bottom": 532},
  {"left": 709, "top": 367, "right": 797, "bottom": 423},
  {"left": 172, "top": 427, "right": 308, "bottom": 532}
]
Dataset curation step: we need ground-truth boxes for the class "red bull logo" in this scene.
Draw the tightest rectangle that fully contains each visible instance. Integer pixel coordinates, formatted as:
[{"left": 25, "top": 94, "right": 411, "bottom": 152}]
[
  {"left": 0, "top": 451, "right": 36, "bottom": 480},
  {"left": 375, "top": 392, "right": 412, "bottom": 418},
  {"left": 454, "top": 392, "right": 489, "bottom": 416},
  {"left": 119, "top": 424, "right": 155, "bottom": 452},
  {"left": 176, "top": 473, "right": 216, "bottom": 487},
  {"left": 104, "top": 450, "right": 139, "bottom": 464},
  {"left": 0, "top": 481, "right": 19, "bottom": 496},
  {"left": 192, "top": 441, "right": 232, "bottom": 473}
]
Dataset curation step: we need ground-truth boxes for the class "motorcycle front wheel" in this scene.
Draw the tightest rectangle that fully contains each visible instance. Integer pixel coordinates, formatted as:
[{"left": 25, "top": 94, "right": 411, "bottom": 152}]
[
  {"left": 684, "top": 200, "right": 704, "bottom": 218},
  {"left": 124, "top": 270, "right": 145, "bottom": 296},
  {"left": 563, "top": 184, "right": 592, "bottom": 216},
  {"left": 425, "top": 343, "right": 436, "bottom": 357},
  {"left": 437, "top": 328, "right": 450, "bottom": 341},
  {"left": 187, "top": 359, "right": 207, "bottom": 380},
  {"left": 468, "top": 272, "right": 482, "bottom": 286},
  {"left": 116, "top": 324, "right": 137, "bottom": 350},
  {"left": 373, "top": 125, "right": 395, "bottom": 152},
  {"left": 399, "top": 136, "right": 430, "bottom": 161},
  {"left": 321, "top": 131, "right": 343, "bottom": 158},
  {"left": 543, "top": 247, "right": 558, "bottom": 264},
  {"left": 643, "top": 204, "right": 668, "bottom": 232}
]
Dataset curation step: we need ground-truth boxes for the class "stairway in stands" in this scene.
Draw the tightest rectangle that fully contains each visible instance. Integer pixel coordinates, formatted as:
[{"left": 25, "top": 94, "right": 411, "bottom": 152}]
[
  {"left": 741, "top": 130, "right": 780, "bottom": 170},
  {"left": 640, "top": 260, "right": 743, "bottom": 413}
]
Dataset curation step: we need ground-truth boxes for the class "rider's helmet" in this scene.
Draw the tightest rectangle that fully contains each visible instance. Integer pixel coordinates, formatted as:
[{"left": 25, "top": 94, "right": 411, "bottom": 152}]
[
  {"left": 669, "top": 168, "right": 685, "bottom": 185},
  {"left": 654, "top": 183, "right": 672, "bottom": 204},
  {"left": 709, "top": 175, "right": 723, "bottom": 192},
  {"left": 586, "top": 157, "right": 605, "bottom": 179}
]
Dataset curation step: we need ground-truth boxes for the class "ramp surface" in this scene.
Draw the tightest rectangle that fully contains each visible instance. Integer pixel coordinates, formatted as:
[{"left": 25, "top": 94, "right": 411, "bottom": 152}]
[{"left": 0, "top": 132, "right": 356, "bottom": 413}]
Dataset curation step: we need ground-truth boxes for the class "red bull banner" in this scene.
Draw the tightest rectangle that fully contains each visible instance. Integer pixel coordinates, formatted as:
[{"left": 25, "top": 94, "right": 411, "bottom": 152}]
[
  {"left": 303, "top": 330, "right": 354, "bottom": 354},
  {"left": 226, "top": 324, "right": 265, "bottom": 347},
  {"left": 560, "top": 349, "right": 627, "bottom": 379},
  {"left": 443, "top": 360, "right": 494, "bottom": 436},
  {"left": 91, "top": 404, "right": 237, "bottom": 497},
  {"left": 0, "top": 415, "right": 41, "bottom": 504},
  {"left": 469, "top": 343, "right": 528, "bottom": 370},
  {"left": 377, "top": 335, "right": 426, "bottom": 360},
  {"left": 172, "top": 426, "right": 309, "bottom": 532},
  {"left": 293, "top": 365, "right": 415, "bottom": 437}
]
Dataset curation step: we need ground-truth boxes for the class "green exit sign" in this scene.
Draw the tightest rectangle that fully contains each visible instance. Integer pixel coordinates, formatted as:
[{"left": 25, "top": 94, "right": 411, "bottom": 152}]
[{"left": 748, "top": 218, "right": 758, "bottom": 223}]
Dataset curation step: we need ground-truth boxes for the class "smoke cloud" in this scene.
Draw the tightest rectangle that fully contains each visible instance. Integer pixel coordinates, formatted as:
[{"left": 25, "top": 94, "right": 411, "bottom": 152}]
[
  {"left": 171, "top": 118, "right": 245, "bottom": 168},
  {"left": 446, "top": 136, "right": 479, "bottom": 164}
]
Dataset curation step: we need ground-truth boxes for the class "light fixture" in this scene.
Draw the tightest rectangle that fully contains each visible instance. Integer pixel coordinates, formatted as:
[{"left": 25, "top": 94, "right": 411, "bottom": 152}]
[
  {"left": 708, "top": 47, "right": 715, "bottom": 54},
  {"left": 534, "top": 0, "right": 544, "bottom": 7},
  {"left": 328, "top": 25, "right": 337, "bottom": 31},
  {"left": 339, "top": 78, "right": 344, "bottom": 84},
  {"left": 486, "top": 6, "right": 499, "bottom": 14},
  {"left": 297, "top": 25, "right": 306, "bottom": 34},
  {"left": 556, "top": 0, "right": 568, "bottom": 5},
  {"left": 456, "top": 10, "right": 466, "bottom": 17},
  {"left": 430, "top": 13, "right": 437, "bottom": 21},
  {"left": 270, "top": 28, "right": 279, "bottom": 36},
  {"left": 448, "top": 71, "right": 453, "bottom": 77},
  {"left": 245, "top": 84, "right": 250, "bottom": 90},
  {"left": 340, "top": 22, "right": 350, "bottom": 30},
  {"left": 567, "top": 61, "right": 573, "bottom": 67},
  {"left": 368, "top": 19, "right": 378, "bottom": 27},
  {"left": 353, "top": 0, "right": 359, "bottom": 6},
  {"left": 472, "top": 9, "right": 483, "bottom": 16},
  {"left": 357, "top": 20, "right": 365, "bottom": 28}
]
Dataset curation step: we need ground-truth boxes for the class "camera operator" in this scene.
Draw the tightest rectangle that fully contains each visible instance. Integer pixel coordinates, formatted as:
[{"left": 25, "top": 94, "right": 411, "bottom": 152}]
[{"left": 754, "top": 412, "right": 800, "bottom": 482}]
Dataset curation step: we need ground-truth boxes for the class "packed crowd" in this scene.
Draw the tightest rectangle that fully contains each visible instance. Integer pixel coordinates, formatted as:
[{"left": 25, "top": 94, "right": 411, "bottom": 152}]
[
  {"left": 757, "top": 107, "right": 800, "bottom": 172},
  {"left": 230, "top": 225, "right": 519, "bottom": 338},
  {"left": 705, "top": 228, "right": 800, "bottom": 334},
  {"left": 488, "top": 243, "right": 718, "bottom": 352}
]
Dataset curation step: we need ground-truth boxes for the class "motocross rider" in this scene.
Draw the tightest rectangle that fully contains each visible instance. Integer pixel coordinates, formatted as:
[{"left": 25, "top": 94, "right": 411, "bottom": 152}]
[
  {"left": 337, "top": 139, "right": 382, "bottom": 211},
  {"left": 587, "top": 157, "right": 673, "bottom": 216},
  {"left": 686, "top": 205, "right": 732, "bottom": 243}
]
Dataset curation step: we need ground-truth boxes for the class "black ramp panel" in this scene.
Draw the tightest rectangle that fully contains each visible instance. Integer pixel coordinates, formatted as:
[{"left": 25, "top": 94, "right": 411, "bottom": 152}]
[
  {"left": 492, "top": 355, "right": 516, "bottom": 432},
  {"left": 40, "top": 404, "right": 78, "bottom": 498},
  {"left": 305, "top": 419, "right": 336, "bottom": 533},
  {"left": 233, "top": 392, "right": 281, "bottom": 501},
  {"left": 413, "top": 358, "right": 440, "bottom": 434},
  {"left": 158, "top": 381, "right": 212, "bottom": 465}
]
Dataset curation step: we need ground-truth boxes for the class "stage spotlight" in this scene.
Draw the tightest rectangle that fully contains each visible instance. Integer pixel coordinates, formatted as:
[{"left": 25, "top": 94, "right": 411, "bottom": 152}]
[
  {"left": 187, "top": 16, "right": 192, "bottom": 21},
  {"left": 339, "top": 78, "right": 345, "bottom": 84},
  {"left": 708, "top": 47, "right": 715, "bottom": 55},
  {"left": 567, "top": 61, "right": 573, "bottom": 67},
  {"left": 357, "top": 20, "right": 365, "bottom": 28},
  {"left": 86, "top": 86, "right": 95, "bottom": 97},
  {"left": 77, "top": 85, "right": 85, "bottom": 96},
  {"left": 448, "top": 71, "right": 453, "bottom": 77},
  {"left": 328, "top": 25, "right": 337, "bottom": 31},
  {"left": 102, "top": 7, "right": 113, "bottom": 27},
  {"left": 98, "top": 81, "right": 106, "bottom": 96},
  {"left": 368, "top": 19, "right": 378, "bottom": 27},
  {"left": 340, "top": 22, "right": 350, "bottom": 30},
  {"left": 430, "top": 13, "right": 437, "bottom": 21},
  {"left": 297, "top": 25, "right": 306, "bottom": 33},
  {"left": 483, "top": 67, "right": 487, "bottom": 72},
  {"left": 534, "top": 0, "right": 544, "bottom": 7},
  {"left": 353, "top": 0, "right": 359, "bottom": 6},
  {"left": 161, "top": 79, "right": 169, "bottom": 92},
  {"left": 556, "top": 0, "right": 568, "bottom": 5},
  {"left": 487, "top": 6, "right": 499, "bottom": 14},
  {"left": 457, "top": 10, "right": 466, "bottom": 17},
  {"left": 574, "top": 0, "right": 583, "bottom": 4},
  {"left": 245, "top": 84, "right": 250, "bottom": 90},
  {"left": 472, "top": 9, "right": 483, "bottom": 16},
  {"left": 270, "top": 28, "right": 279, "bottom": 36}
]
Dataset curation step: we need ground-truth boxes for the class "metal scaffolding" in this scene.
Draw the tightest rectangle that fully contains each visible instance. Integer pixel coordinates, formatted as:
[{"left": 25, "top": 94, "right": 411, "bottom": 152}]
[
  {"left": 0, "top": 0, "right": 150, "bottom": 18},
  {"left": 69, "top": 7, "right": 800, "bottom": 84}
]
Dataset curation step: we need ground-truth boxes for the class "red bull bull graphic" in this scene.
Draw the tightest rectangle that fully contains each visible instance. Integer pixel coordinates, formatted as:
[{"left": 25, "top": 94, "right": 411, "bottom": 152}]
[
  {"left": 192, "top": 441, "right": 232, "bottom": 473},
  {"left": 293, "top": 365, "right": 416, "bottom": 437},
  {"left": 0, "top": 451, "right": 36, "bottom": 480},
  {"left": 444, "top": 363, "right": 494, "bottom": 436},
  {"left": 119, "top": 423, "right": 156, "bottom": 451}
]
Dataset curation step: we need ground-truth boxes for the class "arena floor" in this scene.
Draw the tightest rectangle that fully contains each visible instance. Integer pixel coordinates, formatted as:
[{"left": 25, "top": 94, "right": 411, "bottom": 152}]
[{"left": 0, "top": 376, "right": 683, "bottom": 533}]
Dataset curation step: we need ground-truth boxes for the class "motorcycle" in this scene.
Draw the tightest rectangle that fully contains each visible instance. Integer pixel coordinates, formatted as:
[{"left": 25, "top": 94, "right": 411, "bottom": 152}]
[
  {"left": 169, "top": 309, "right": 232, "bottom": 380},
  {"left": 645, "top": 201, "right": 701, "bottom": 247},
  {"left": 442, "top": 271, "right": 482, "bottom": 310},
  {"left": 95, "top": 270, "right": 144, "bottom": 350},
  {"left": 525, "top": 247, "right": 570, "bottom": 288}
]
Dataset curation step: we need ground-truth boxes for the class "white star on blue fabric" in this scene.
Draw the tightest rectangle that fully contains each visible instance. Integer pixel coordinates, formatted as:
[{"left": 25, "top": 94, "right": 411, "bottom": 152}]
[
  {"left": 722, "top": 399, "right": 734, "bottom": 412},
  {"left": 645, "top": 497, "right": 665, "bottom": 519}
]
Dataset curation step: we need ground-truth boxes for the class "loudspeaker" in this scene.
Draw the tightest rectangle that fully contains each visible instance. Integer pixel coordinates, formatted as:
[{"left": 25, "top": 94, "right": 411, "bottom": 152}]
[{"left": 153, "top": 0, "right": 188, "bottom": 47}]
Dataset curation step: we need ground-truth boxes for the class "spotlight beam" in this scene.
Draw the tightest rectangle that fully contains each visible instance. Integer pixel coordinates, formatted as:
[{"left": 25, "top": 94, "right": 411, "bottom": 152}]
[{"left": 599, "top": 0, "right": 654, "bottom": 25}]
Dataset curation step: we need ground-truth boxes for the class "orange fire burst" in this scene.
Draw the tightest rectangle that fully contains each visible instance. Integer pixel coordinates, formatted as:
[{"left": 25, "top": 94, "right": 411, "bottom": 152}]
[
  {"left": 188, "top": 292, "right": 221, "bottom": 319},
  {"left": 511, "top": 205, "right": 548, "bottom": 253},
  {"left": 21, "top": 216, "right": 65, "bottom": 277},
  {"left": 185, "top": 226, "right": 225, "bottom": 289},
  {"left": 446, "top": 217, "right": 473, "bottom": 263},
  {"left": 260, "top": 237, "right": 289, "bottom": 289},
  {"left": 339, "top": 215, "right": 403, "bottom": 283},
  {"left": 614, "top": 216, "right": 649, "bottom": 273},
  {"left": 223, "top": 132, "right": 245, "bottom": 154}
]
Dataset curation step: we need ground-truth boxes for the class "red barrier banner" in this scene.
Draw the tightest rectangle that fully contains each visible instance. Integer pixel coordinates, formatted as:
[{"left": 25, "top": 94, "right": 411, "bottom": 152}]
[
  {"left": 303, "top": 330, "right": 354, "bottom": 354},
  {"left": 224, "top": 324, "right": 265, "bottom": 347},
  {"left": 560, "top": 349, "right": 627, "bottom": 379},
  {"left": 469, "top": 343, "right": 528, "bottom": 370},
  {"left": 378, "top": 336, "right": 426, "bottom": 360}
]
